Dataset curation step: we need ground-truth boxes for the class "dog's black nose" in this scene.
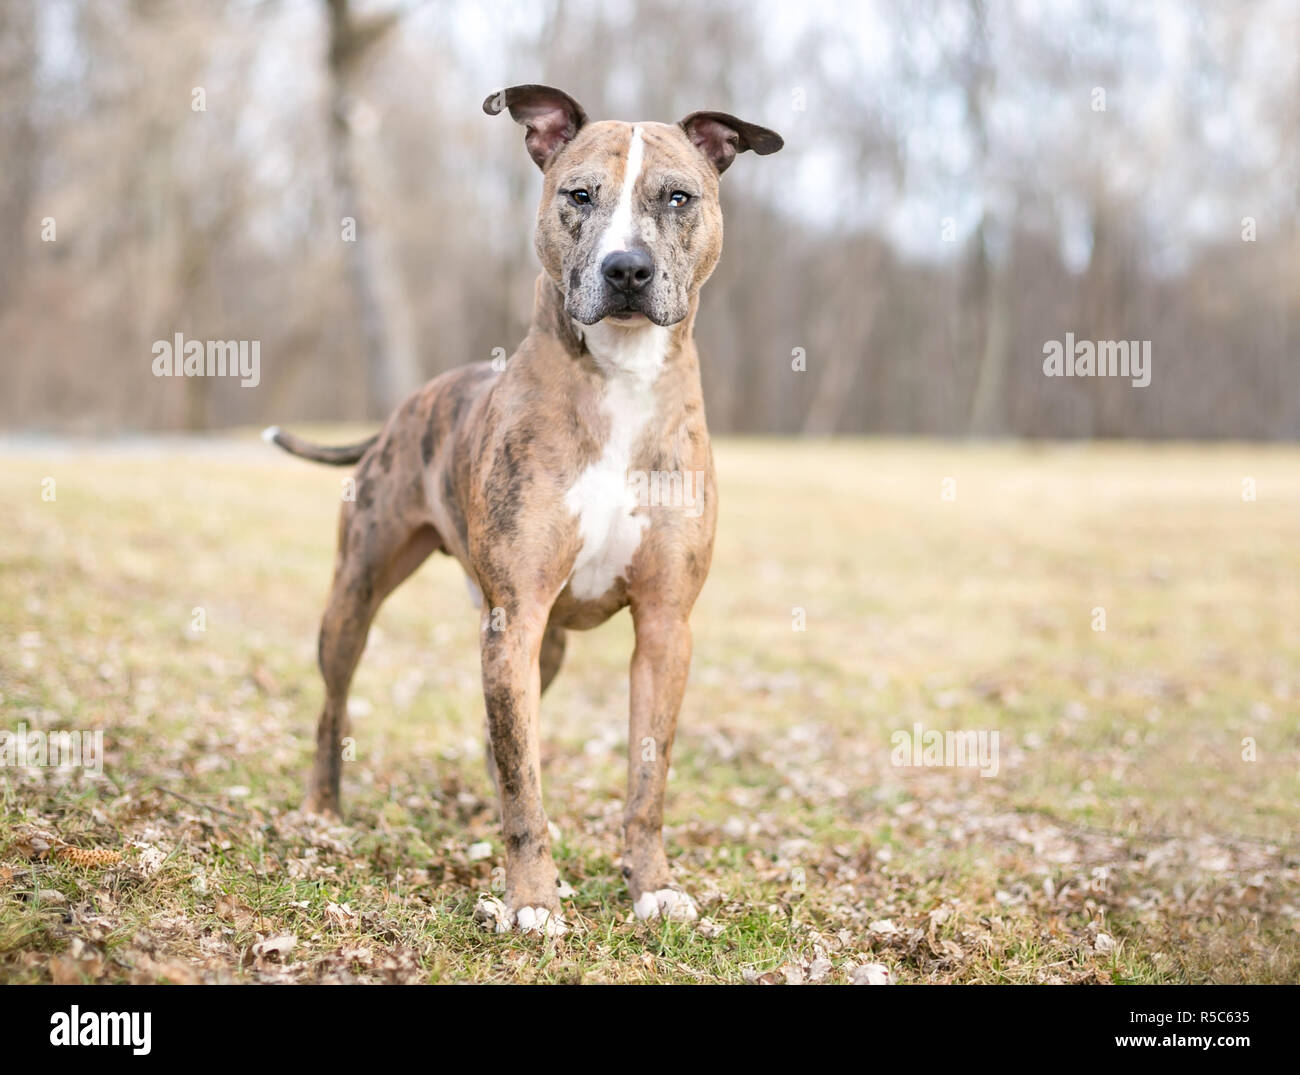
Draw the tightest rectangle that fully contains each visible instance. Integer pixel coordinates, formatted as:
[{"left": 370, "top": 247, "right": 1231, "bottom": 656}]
[{"left": 601, "top": 249, "right": 654, "bottom": 293}]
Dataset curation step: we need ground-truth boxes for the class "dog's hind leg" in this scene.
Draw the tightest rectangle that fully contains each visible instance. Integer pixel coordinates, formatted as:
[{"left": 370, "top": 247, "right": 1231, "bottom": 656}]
[
  {"left": 539, "top": 620, "right": 567, "bottom": 694},
  {"left": 306, "top": 496, "right": 442, "bottom": 818}
]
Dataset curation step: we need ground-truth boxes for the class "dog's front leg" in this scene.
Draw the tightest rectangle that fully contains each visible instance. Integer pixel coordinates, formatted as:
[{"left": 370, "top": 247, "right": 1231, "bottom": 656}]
[
  {"left": 478, "top": 603, "right": 564, "bottom": 935},
  {"left": 624, "top": 604, "right": 698, "bottom": 922}
]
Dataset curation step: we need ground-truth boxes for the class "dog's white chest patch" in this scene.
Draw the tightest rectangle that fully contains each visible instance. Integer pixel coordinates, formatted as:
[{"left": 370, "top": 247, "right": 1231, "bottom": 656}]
[{"left": 565, "top": 322, "right": 669, "bottom": 601}]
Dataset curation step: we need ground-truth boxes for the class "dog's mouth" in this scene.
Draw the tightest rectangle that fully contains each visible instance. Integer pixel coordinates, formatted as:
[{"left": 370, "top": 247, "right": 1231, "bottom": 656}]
[
  {"left": 588, "top": 293, "right": 652, "bottom": 324},
  {"left": 571, "top": 298, "right": 681, "bottom": 328}
]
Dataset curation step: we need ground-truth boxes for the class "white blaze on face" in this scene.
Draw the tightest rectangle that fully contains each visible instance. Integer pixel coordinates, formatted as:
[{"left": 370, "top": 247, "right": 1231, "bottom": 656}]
[{"left": 596, "top": 125, "right": 646, "bottom": 260}]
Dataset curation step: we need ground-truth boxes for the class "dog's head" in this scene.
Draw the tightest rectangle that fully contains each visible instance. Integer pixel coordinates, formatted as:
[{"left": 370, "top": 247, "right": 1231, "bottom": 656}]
[{"left": 484, "top": 85, "right": 783, "bottom": 328}]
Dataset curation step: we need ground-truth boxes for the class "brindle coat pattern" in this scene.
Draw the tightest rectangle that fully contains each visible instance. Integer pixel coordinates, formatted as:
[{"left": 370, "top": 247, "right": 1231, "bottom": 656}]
[{"left": 274, "top": 85, "right": 782, "bottom": 931}]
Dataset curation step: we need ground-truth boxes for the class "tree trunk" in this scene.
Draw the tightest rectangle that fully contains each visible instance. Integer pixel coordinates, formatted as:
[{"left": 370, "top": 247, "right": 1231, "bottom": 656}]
[
  {"left": 967, "top": 223, "right": 1014, "bottom": 436},
  {"left": 324, "top": 0, "right": 418, "bottom": 419}
]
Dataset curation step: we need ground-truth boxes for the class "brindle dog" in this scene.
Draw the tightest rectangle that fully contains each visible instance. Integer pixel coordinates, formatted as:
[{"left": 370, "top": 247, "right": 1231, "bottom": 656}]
[{"left": 266, "top": 85, "right": 782, "bottom": 934}]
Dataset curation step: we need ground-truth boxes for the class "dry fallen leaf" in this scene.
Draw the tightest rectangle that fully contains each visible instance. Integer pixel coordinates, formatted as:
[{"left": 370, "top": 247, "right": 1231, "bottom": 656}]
[
  {"left": 10, "top": 831, "right": 53, "bottom": 859},
  {"left": 696, "top": 916, "right": 725, "bottom": 939},
  {"left": 25, "top": 888, "right": 67, "bottom": 906},
  {"left": 850, "top": 962, "right": 893, "bottom": 985},
  {"left": 252, "top": 934, "right": 297, "bottom": 961},
  {"left": 325, "top": 901, "right": 356, "bottom": 927},
  {"left": 130, "top": 954, "right": 200, "bottom": 985},
  {"left": 215, "top": 893, "right": 257, "bottom": 929},
  {"left": 133, "top": 843, "right": 167, "bottom": 876},
  {"left": 472, "top": 893, "right": 509, "bottom": 933},
  {"left": 50, "top": 944, "right": 106, "bottom": 984},
  {"left": 50, "top": 955, "right": 86, "bottom": 985}
]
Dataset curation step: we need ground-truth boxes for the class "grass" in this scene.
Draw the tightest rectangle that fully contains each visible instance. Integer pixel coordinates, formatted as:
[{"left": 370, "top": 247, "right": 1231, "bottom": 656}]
[{"left": 1, "top": 434, "right": 1298, "bottom": 983}]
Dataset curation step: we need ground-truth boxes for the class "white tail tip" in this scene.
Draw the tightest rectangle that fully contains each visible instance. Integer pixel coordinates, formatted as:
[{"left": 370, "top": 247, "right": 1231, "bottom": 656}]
[{"left": 260, "top": 425, "right": 280, "bottom": 444}]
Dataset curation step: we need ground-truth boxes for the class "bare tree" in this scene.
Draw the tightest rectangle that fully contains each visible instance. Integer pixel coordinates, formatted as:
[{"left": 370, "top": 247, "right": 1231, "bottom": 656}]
[{"left": 324, "top": 0, "right": 419, "bottom": 418}]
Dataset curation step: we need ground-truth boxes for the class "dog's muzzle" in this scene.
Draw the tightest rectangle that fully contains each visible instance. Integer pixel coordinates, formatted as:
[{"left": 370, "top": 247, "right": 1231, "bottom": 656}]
[{"left": 568, "top": 246, "right": 683, "bottom": 326}]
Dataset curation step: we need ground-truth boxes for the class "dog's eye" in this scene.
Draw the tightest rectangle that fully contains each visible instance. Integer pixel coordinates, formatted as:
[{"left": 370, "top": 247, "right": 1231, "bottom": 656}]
[
  {"left": 567, "top": 189, "right": 592, "bottom": 207},
  {"left": 668, "top": 191, "right": 692, "bottom": 207}
]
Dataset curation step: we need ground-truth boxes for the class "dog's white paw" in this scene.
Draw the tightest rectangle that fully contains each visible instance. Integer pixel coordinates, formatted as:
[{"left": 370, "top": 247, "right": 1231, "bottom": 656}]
[
  {"left": 473, "top": 893, "right": 567, "bottom": 937},
  {"left": 634, "top": 888, "right": 698, "bottom": 922},
  {"left": 513, "top": 905, "right": 567, "bottom": 937}
]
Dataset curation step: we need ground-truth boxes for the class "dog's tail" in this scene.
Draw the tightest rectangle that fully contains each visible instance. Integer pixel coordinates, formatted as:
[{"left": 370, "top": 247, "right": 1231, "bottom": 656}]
[{"left": 261, "top": 426, "right": 378, "bottom": 466}]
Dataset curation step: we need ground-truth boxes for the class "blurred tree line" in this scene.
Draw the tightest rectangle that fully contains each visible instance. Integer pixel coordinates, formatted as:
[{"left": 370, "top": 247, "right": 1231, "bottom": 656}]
[{"left": 1, "top": 0, "right": 1295, "bottom": 438}]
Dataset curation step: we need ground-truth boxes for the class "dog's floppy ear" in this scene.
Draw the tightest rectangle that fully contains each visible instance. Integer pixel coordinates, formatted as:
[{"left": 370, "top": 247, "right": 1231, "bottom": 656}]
[
  {"left": 678, "top": 111, "right": 783, "bottom": 175},
  {"left": 483, "top": 84, "right": 588, "bottom": 170}
]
